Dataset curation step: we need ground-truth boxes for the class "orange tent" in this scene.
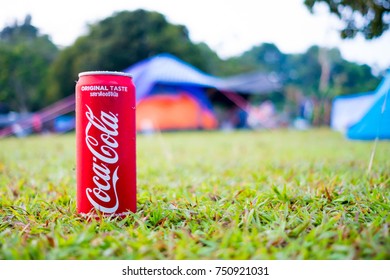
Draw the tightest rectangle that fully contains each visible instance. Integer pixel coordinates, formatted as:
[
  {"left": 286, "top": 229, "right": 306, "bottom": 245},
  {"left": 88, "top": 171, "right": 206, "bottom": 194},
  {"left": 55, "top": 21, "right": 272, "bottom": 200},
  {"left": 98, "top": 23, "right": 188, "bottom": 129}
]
[
  {"left": 123, "top": 54, "right": 280, "bottom": 132},
  {"left": 136, "top": 92, "right": 217, "bottom": 131}
]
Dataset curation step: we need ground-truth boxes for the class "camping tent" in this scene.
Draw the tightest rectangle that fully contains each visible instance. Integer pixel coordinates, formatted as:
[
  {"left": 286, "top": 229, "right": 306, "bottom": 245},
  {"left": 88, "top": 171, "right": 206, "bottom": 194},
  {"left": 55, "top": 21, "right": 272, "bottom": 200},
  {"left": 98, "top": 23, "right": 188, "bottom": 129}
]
[
  {"left": 331, "top": 91, "right": 376, "bottom": 132},
  {"left": 123, "top": 54, "right": 220, "bottom": 131},
  {"left": 123, "top": 53, "right": 280, "bottom": 131},
  {"left": 346, "top": 70, "right": 390, "bottom": 140},
  {"left": 136, "top": 84, "right": 217, "bottom": 131}
]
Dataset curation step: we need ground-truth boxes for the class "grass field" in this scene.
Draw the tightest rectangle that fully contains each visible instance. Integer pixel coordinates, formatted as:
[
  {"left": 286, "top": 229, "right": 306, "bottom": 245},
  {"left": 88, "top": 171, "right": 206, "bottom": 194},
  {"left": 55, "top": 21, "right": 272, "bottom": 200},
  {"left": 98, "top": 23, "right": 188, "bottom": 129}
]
[{"left": 0, "top": 129, "right": 389, "bottom": 259}]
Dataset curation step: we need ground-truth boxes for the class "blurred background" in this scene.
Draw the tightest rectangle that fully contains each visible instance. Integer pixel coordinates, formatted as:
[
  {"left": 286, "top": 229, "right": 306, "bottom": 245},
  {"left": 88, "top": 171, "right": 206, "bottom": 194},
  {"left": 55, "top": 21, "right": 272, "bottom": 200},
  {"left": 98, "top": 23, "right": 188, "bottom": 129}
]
[{"left": 0, "top": 0, "right": 389, "bottom": 139}]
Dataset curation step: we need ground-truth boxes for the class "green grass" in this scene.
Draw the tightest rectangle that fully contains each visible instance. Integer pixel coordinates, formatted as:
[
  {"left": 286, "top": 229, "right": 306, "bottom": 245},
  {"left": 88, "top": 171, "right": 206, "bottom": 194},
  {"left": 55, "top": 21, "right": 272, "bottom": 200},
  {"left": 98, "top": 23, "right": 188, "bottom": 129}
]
[{"left": 0, "top": 129, "right": 389, "bottom": 259}]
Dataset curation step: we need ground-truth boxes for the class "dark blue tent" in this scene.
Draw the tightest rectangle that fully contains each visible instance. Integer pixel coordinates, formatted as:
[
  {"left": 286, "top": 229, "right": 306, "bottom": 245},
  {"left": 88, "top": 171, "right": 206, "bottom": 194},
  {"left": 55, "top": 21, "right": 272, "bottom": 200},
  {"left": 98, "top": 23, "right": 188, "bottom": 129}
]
[
  {"left": 122, "top": 53, "right": 280, "bottom": 131},
  {"left": 347, "top": 70, "right": 390, "bottom": 140},
  {"left": 123, "top": 53, "right": 281, "bottom": 100},
  {"left": 123, "top": 54, "right": 221, "bottom": 131},
  {"left": 123, "top": 53, "right": 220, "bottom": 101}
]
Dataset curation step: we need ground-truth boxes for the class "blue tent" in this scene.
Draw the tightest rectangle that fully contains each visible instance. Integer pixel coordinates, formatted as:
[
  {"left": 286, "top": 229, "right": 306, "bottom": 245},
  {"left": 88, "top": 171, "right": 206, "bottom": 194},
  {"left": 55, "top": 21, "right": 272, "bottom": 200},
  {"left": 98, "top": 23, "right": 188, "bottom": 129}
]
[
  {"left": 122, "top": 53, "right": 281, "bottom": 131},
  {"left": 122, "top": 54, "right": 221, "bottom": 131},
  {"left": 123, "top": 53, "right": 221, "bottom": 101},
  {"left": 347, "top": 70, "right": 390, "bottom": 140},
  {"left": 123, "top": 53, "right": 281, "bottom": 101},
  {"left": 331, "top": 91, "right": 375, "bottom": 132}
]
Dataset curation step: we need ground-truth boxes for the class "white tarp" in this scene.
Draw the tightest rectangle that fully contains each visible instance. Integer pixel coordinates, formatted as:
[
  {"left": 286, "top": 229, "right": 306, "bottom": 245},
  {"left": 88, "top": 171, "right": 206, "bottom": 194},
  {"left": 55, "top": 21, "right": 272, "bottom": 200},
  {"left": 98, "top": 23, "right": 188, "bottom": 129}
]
[{"left": 330, "top": 92, "right": 376, "bottom": 132}]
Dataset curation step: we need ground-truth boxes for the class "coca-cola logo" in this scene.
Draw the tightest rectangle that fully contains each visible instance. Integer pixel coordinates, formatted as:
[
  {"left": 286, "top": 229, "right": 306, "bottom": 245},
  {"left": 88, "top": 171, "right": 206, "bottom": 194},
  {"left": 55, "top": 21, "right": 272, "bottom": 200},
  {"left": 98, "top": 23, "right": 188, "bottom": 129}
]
[{"left": 84, "top": 105, "right": 120, "bottom": 213}]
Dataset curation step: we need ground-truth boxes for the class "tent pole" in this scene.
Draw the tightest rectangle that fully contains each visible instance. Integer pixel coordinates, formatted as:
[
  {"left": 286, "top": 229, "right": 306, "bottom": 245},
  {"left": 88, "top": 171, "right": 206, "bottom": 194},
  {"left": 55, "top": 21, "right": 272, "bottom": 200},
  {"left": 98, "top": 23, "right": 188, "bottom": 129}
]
[
  {"left": 367, "top": 84, "right": 389, "bottom": 174},
  {"left": 220, "top": 90, "right": 251, "bottom": 113}
]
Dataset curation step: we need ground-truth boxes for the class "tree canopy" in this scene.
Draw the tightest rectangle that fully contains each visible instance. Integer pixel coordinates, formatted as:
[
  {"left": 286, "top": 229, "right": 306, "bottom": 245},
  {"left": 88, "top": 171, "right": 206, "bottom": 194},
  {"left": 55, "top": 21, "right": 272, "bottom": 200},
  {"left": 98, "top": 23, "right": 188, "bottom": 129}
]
[
  {"left": 226, "top": 43, "right": 379, "bottom": 97},
  {"left": 304, "top": 0, "right": 390, "bottom": 39},
  {"left": 46, "top": 9, "right": 220, "bottom": 101},
  {"left": 0, "top": 10, "right": 383, "bottom": 123},
  {"left": 0, "top": 15, "right": 58, "bottom": 113}
]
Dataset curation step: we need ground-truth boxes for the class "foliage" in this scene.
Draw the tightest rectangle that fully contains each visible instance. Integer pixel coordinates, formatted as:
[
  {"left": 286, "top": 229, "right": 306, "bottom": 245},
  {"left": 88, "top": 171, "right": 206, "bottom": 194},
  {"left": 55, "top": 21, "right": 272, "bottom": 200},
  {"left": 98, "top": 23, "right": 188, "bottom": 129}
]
[
  {"left": 0, "top": 130, "right": 389, "bottom": 259},
  {"left": 46, "top": 10, "right": 222, "bottom": 101},
  {"left": 226, "top": 44, "right": 380, "bottom": 124},
  {"left": 0, "top": 16, "right": 58, "bottom": 112},
  {"left": 234, "top": 43, "right": 288, "bottom": 74},
  {"left": 233, "top": 44, "right": 380, "bottom": 98},
  {"left": 0, "top": 11, "right": 383, "bottom": 117},
  {"left": 304, "top": 0, "right": 390, "bottom": 39}
]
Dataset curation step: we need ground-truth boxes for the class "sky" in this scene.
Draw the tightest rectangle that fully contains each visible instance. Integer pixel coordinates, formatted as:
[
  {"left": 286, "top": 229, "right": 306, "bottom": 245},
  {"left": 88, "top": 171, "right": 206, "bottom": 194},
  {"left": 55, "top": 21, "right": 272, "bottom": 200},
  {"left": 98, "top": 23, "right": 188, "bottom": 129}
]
[{"left": 1, "top": 0, "right": 389, "bottom": 73}]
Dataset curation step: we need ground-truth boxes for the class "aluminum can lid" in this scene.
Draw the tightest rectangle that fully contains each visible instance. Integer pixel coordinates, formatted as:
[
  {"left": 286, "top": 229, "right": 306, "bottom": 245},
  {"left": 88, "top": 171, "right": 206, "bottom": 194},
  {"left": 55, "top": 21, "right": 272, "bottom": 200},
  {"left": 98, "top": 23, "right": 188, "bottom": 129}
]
[{"left": 78, "top": 71, "right": 132, "bottom": 78}]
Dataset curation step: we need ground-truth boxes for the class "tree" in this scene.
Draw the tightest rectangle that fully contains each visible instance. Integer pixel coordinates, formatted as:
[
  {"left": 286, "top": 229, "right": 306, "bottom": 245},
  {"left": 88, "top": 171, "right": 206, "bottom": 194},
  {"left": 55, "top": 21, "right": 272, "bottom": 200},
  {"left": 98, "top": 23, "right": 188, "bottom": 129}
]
[
  {"left": 0, "top": 15, "right": 58, "bottom": 112},
  {"left": 231, "top": 43, "right": 380, "bottom": 125},
  {"left": 239, "top": 43, "right": 287, "bottom": 73},
  {"left": 285, "top": 46, "right": 380, "bottom": 124},
  {"left": 304, "top": 0, "right": 390, "bottom": 39},
  {"left": 0, "top": 15, "right": 38, "bottom": 43},
  {"left": 47, "top": 9, "right": 221, "bottom": 101}
]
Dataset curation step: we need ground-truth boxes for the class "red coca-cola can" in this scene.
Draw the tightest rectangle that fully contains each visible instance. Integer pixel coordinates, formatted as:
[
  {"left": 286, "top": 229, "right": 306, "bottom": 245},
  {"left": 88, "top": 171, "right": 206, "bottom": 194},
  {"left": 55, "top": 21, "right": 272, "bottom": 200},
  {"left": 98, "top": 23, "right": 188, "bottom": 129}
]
[{"left": 76, "top": 71, "right": 136, "bottom": 217}]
